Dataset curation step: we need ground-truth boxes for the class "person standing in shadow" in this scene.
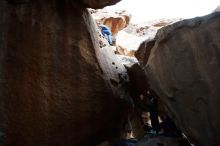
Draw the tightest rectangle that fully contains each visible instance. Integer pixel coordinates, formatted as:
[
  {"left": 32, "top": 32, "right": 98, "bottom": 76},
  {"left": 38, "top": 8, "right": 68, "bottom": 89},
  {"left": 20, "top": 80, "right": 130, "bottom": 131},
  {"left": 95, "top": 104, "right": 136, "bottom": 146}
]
[{"left": 147, "top": 90, "right": 160, "bottom": 135}]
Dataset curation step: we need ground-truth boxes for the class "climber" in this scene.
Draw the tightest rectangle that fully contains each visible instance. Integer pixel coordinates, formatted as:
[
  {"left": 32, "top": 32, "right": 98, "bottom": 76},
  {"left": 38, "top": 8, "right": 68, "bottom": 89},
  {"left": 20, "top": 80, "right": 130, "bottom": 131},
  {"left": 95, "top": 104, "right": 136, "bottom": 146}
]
[
  {"left": 147, "top": 90, "right": 160, "bottom": 135},
  {"left": 99, "top": 24, "right": 113, "bottom": 45}
]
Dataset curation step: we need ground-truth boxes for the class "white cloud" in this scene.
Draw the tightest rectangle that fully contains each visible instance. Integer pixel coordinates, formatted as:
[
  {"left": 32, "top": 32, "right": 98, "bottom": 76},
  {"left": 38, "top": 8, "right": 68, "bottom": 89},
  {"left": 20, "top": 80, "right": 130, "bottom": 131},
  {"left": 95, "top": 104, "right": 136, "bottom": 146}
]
[{"left": 105, "top": 0, "right": 220, "bottom": 23}]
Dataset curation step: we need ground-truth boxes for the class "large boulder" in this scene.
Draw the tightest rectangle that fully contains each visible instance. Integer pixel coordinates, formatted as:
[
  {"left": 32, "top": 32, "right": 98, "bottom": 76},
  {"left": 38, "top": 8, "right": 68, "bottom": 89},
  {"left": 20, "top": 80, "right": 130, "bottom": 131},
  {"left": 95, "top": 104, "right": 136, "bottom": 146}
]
[
  {"left": 0, "top": 0, "right": 130, "bottom": 146},
  {"left": 136, "top": 12, "right": 220, "bottom": 146}
]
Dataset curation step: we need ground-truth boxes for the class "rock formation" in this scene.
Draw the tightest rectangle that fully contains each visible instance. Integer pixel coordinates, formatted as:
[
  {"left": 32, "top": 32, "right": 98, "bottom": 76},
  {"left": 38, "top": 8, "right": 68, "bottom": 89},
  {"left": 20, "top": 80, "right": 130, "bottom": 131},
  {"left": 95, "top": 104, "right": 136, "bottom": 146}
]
[
  {"left": 90, "top": 9, "right": 181, "bottom": 57},
  {"left": 90, "top": 8, "right": 131, "bottom": 36},
  {"left": 0, "top": 0, "right": 134, "bottom": 146},
  {"left": 136, "top": 12, "right": 220, "bottom": 146},
  {"left": 115, "top": 18, "right": 182, "bottom": 57}
]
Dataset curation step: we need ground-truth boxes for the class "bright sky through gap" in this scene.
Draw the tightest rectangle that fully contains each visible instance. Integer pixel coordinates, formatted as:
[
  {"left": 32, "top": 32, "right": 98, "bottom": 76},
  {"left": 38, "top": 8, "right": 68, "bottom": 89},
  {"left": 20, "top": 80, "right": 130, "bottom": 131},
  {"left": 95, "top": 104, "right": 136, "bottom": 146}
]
[{"left": 104, "top": 0, "right": 220, "bottom": 23}]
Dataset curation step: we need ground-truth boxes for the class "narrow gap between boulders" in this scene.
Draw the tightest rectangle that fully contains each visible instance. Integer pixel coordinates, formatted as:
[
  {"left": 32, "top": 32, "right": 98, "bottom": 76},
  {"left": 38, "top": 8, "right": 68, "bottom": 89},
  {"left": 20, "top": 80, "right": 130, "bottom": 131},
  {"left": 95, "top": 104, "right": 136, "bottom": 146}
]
[{"left": 88, "top": 7, "right": 194, "bottom": 146}]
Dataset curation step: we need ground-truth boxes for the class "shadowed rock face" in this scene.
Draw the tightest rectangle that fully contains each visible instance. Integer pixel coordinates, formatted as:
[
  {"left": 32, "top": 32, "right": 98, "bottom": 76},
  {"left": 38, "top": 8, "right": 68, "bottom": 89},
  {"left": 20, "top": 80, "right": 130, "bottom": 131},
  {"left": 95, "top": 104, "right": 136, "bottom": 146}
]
[
  {"left": 82, "top": 0, "right": 121, "bottom": 9},
  {"left": 136, "top": 12, "right": 220, "bottom": 146},
  {"left": 0, "top": 0, "right": 128, "bottom": 146},
  {"left": 6, "top": 0, "right": 121, "bottom": 8},
  {"left": 135, "top": 39, "right": 156, "bottom": 66}
]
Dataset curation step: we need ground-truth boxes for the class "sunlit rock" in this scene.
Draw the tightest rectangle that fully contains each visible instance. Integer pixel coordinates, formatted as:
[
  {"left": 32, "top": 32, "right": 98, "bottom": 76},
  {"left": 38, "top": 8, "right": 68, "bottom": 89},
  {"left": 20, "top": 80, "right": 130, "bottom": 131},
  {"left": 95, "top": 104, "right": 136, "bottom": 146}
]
[
  {"left": 90, "top": 8, "right": 181, "bottom": 57},
  {"left": 89, "top": 8, "right": 131, "bottom": 36},
  {"left": 116, "top": 55, "right": 138, "bottom": 67},
  {"left": 116, "top": 18, "right": 182, "bottom": 56},
  {"left": 116, "top": 30, "right": 145, "bottom": 56}
]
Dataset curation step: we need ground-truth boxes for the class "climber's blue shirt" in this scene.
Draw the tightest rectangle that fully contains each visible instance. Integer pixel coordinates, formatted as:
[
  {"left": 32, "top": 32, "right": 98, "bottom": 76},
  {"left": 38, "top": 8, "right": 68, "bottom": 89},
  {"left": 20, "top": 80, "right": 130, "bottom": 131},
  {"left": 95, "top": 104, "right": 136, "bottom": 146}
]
[
  {"left": 100, "top": 25, "right": 112, "bottom": 35},
  {"left": 99, "top": 25, "right": 112, "bottom": 45}
]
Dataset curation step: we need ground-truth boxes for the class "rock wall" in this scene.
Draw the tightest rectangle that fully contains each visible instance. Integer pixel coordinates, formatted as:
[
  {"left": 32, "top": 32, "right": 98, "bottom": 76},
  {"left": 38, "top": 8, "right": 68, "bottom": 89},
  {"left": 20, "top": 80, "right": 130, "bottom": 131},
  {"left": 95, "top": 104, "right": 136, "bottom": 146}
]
[
  {"left": 136, "top": 12, "right": 220, "bottom": 146},
  {"left": 0, "top": 0, "right": 128, "bottom": 146},
  {"left": 82, "top": 0, "right": 121, "bottom": 9}
]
